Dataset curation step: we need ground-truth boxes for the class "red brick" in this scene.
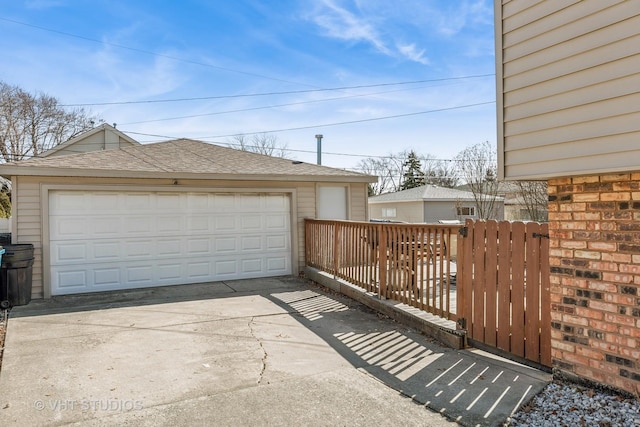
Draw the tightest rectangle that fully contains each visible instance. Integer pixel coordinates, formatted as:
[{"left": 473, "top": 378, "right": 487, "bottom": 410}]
[
  {"left": 573, "top": 193, "right": 600, "bottom": 202},
  {"left": 587, "top": 261, "right": 617, "bottom": 271},
  {"left": 602, "top": 173, "right": 630, "bottom": 182},
  {"left": 560, "top": 204, "right": 587, "bottom": 213},
  {"left": 602, "top": 272, "right": 633, "bottom": 283},
  {"left": 573, "top": 212, "right": 601, "bottom": 221},
  {"left": 601, "top": 192, "right": 630, "bottom": 201},
  {"left": 574, "top": 251, "right": 601, "bottom": 260},
  {"left": 573, "top": 176, "right": 600, "bottom": 184},
  {"left": 588, "top": 241, "right": 617, "bottom": 252},
  {"left": 589, "top": 300, "right": 619, "bottom": 313},
  {"left": 576, "top": 346, "right": 605, "bottom": 360},
  {"left": 619, "top": 264, "right": 640, "bottom": 274},
  {"left": 602, "top": 252, "right": 631, "bottom": 263},
  {"left": 560, "top": 240, "right": 587, "bottom": 249},
  {"left": 589, "top": 319, "right": 618, "bottom": 332}
]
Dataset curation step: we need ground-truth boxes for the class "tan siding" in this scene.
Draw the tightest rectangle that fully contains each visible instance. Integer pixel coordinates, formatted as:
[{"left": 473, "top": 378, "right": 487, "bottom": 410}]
[
  {"left": 498, "top": 0, "right": 640, "bottom": 179},
  {"left": 296, "top": 184, "right": 316, "bottom": 271},
  {"left": 12, "top": 177, "right": 44, "bottom": 297},
  {"left": 349, "top": 183, "right": 367, "bottom": 221}
]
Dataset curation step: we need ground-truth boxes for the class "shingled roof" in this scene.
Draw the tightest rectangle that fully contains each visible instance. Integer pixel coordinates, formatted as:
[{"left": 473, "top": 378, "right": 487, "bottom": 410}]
[
  {"left": 369, "top": 184, "right": 502, "bottom": 202},
  {"left": 0, "top": 138, "right": 376, "bottom": 183}
]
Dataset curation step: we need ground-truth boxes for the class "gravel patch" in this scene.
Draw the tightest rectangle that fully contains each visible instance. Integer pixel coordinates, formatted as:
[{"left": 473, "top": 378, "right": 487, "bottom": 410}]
[{"left": 507, "top": 380, "right": 640, "bottom": 427}]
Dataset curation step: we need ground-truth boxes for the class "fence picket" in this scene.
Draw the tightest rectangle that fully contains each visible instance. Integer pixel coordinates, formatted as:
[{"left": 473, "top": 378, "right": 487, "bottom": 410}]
[{"left": 485, "top": 220, "right": 499, "bottom": 347}]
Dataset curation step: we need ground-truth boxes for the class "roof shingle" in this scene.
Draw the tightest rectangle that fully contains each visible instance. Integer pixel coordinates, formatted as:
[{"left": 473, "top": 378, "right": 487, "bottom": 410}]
[{"left": 0, "top": 139, "right": 375, "bottom": 182}]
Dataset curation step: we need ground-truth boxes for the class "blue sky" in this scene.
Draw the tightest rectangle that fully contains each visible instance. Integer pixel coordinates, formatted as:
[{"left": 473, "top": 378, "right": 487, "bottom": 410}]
[{"left": 1, "top": 0, "right": 496, "bottom": 170}]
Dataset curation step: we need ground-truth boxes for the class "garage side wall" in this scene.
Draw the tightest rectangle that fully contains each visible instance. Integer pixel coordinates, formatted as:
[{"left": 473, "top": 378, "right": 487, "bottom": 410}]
[{"left": 12, "top": 176, "right": 368, "bottom": 298}]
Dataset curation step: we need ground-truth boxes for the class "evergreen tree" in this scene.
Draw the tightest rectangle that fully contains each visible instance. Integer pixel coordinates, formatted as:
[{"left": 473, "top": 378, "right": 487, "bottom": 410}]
[{"left": 399, "top": 151, "right": 426, "bottom": 190}]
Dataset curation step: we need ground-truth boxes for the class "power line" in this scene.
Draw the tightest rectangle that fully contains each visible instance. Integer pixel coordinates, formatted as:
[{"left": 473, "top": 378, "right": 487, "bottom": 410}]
[
  {"left": 117, "top": 81, "right": 478, "bottom": 125},
  {"left": 0, "top": 17, "right": 316, "bottom": 88},
  {"left": 122, "top": 100, "right": 494, "bottom": 142},
  {"left": 63, "top": 74, "right": 494, "bottom": 107}
]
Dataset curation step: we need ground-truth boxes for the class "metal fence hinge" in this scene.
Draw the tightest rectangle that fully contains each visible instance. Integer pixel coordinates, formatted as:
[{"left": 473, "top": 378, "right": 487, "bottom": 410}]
[
  {"left": 532, "top": 233, "right": 550, "bottom": 239},
  {"left": 458, "top": 226, "right": 468, "bottom": 237}
]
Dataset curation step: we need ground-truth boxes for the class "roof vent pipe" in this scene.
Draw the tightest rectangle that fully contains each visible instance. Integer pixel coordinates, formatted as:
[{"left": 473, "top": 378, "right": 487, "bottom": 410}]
[{"left": 315, "top": 134, "right": 323, "bottom": 165}]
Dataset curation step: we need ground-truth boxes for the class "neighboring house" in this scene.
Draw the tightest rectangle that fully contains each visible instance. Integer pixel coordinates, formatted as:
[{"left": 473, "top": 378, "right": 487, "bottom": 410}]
[
  {"left": 40, "top": 123, "right": 139, "bottom": 157},
  {"left": 458, "top": 181, "right": 548, "bottom": 222},
  {"left": 368, "top": 184, "right": 504, "bottom": 223},
  {"left": 0, "top": 126, "right": 376, "bottom": 298},
  {"left": 495, "top": 1, "right": 640, "bottom": 394}
]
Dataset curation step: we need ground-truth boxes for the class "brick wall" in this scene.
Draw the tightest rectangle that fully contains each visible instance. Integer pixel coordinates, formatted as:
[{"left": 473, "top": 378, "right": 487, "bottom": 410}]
[{"left": 548, "top": 173, "right": 640, "bottom": 395}]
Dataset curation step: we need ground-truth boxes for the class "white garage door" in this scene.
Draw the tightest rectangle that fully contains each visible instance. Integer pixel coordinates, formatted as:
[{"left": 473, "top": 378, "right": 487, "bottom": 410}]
[{"left": 49, "top": 190, "right": 292, "bottom": 295}]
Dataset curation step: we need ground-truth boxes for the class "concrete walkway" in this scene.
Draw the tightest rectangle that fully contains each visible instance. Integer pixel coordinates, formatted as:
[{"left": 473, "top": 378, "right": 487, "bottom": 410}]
[{"left": 0, "top": 277, "right": 550, "bottom": 426}]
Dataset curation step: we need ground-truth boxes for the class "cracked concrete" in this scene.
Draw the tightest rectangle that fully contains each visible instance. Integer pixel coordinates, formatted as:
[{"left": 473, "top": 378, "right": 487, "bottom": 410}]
[
  {"left": 248, "top": 316, "right": 268, "bottom": 385},
  {"left": 0, "top": 277, "right": 456, "bottom": 426}
]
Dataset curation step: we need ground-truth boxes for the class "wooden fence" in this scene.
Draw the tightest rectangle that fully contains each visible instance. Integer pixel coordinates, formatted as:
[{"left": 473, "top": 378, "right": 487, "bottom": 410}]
[
  {"left": 305, "top": 219, "right": 459, "bottom": 320},
  {"left": 304, "top": 218, "right": 552, "bottom": 368},
  {"left": 457, "top": 219, "right": 551, "bottom": 367}
]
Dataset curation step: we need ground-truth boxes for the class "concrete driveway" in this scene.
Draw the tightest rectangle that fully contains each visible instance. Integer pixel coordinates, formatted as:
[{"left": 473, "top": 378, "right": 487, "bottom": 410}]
[{"left": 0, "top": 276, "right": 549, "bottom": 426}]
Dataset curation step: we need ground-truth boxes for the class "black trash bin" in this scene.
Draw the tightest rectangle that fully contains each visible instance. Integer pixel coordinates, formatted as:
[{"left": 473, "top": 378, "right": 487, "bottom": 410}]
[{"left": 1, "top": 243, "right": 34, "bottom": 308}]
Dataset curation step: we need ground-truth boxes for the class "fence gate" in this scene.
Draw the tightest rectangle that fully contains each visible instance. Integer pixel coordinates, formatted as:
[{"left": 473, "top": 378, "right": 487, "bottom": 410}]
[{"left": 457, "top": 219, "right": 551, "bottom": 367}]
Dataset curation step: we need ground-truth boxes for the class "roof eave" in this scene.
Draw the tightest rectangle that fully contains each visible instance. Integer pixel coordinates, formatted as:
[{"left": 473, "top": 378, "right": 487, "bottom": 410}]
[{"left": 0, "top": 166, "right": 377, "bottom": 183}]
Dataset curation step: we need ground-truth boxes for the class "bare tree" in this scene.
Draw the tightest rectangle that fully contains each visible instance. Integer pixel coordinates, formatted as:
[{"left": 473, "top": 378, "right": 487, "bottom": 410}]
[
  {"left": 421, "top": 155, "right": 459, "bottom": 188},
  {"left": 356, "top": 156, "right": 396, "bottom": 196},
  {"left": 514, "top": 180, "right": 548, "bottom": 222},
  {"left": 229, "top": 133, "right": 289, "bottom": 158},
  {"left": 0, "top": 81, "right": 96, "bottom": 162},
  {"left": 454, "top": 141, "right": 500, "bottom": 220}
]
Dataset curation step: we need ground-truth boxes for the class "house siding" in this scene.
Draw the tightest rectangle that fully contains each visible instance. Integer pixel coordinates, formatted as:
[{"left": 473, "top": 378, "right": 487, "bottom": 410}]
[
  {"left": 497, "top": 0, "right": 640, "bottom": 180},
  {"left": 11, "top": 176, "right": 367, "bottom": 298},
  {"left": 369, "top": 201, "right": 423, "bottom": 223},
  {"left": 548, "top": 173, "right": 640, "bottom": 395}
]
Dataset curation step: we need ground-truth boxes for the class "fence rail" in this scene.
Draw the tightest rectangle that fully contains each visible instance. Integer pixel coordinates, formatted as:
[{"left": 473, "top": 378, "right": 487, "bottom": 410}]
[
  {"left": 305, "top": 218, "right": 552, "bottom": 368},
  {"left": 305, "top": 219, "right": 460, "bottom": 320}
]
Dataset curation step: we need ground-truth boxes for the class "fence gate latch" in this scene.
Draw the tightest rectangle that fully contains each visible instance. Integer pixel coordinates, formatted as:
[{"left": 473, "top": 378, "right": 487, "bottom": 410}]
[
  {"left": 458, "top": 226, "right": 468, "bottom": 237},
  {"left": 457, "top": 317, "right": 466, "bottom": 330},
  {"left": 532, "top": 232, "right": 550, "bottom": 239}
]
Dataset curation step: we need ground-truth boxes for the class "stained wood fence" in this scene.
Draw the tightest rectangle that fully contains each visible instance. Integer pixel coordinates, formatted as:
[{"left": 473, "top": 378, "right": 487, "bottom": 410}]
[
  {"left": 305, "top": 219, "right": 459, "bottom": 320},
  {"left": 304, "top": 218, "right": 551, "bottom": 367},
  {"left": 457, "top": 219, "right": 551, "bottom": 367}
]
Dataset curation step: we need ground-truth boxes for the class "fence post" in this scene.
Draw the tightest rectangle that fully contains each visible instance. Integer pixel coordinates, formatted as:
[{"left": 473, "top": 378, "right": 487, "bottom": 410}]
[
  {"left": 333, "top": 221, "right": 340, "bottom": 278},
  {"left": 379, "top": 224, "right": 387, "bottom": 299}
]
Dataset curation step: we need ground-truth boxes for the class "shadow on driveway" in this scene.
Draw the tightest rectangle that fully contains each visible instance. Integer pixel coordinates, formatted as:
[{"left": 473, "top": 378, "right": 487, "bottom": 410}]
[{"left": 1, "top": 277, "right": 549, "bottom": 426}]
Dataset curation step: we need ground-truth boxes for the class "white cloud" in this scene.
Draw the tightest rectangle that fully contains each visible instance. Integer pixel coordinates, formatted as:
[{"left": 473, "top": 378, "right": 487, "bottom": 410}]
[
  {"left": 397, "top": 43, "right": 429, "bottom": 65},
  {"left": 309, "top": 0, "right": 390, "bottom": 54}
]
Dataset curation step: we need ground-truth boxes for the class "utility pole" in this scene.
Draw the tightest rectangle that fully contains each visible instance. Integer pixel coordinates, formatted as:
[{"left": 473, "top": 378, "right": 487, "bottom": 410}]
[{"left": 315, "top": 134, "right": 323, "bottom": 165}]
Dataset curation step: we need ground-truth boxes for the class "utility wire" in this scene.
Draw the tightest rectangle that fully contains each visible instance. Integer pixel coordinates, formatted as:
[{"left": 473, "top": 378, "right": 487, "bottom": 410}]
[
  {"left": 118, "top": 81, "right": 473, "bottom": 125},
  {"left": 63, "top": 74, "right": 493, "bottom": 107},
  {"left": 122, "top": 100, "right": 494, "bottom": 141},
  {"left": 0, "top": 17, "right": 316, "bottom": 88}
]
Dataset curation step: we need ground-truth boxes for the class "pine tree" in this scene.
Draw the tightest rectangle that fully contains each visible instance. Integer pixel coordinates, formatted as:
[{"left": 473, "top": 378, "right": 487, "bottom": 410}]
[{"left": 399, "top": 151, "right": 426, "bottom": 190}]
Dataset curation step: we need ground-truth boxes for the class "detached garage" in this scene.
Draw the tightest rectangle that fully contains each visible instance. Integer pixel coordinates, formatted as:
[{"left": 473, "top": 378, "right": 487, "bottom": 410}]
[{"left": 0, "top": 125, "right": 375, "bottom": 298}]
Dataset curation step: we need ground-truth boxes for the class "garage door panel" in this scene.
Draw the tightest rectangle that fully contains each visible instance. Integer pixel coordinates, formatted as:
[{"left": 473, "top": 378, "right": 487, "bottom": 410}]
[
  {"left": 214, "top": 236, "right": 237, "bottom": 253},
  {"left": 187, "top": 238, "right": 210, "bottom": 254},
  {"left": 214, "top": 216, "right": 236, "bottom": 231},
  {"left": 267, "top": 257, "right": 288, "bottom": 273},
  {"left": 240, "top": 235, "right": 262, "bottom": 251},
  {"left": 50, "top": 191, "right": 291, "bottom": 295}
]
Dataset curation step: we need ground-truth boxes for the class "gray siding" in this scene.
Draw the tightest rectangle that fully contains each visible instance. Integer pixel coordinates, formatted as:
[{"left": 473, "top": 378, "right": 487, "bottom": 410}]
[{"left": 497, "top": 0, "right": 640, "bottom": 180}]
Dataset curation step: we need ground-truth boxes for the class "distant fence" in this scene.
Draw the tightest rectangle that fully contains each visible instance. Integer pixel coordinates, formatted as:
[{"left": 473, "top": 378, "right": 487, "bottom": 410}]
[{"left": 0, "top": 218, "right": 10, "bottom": 233}]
